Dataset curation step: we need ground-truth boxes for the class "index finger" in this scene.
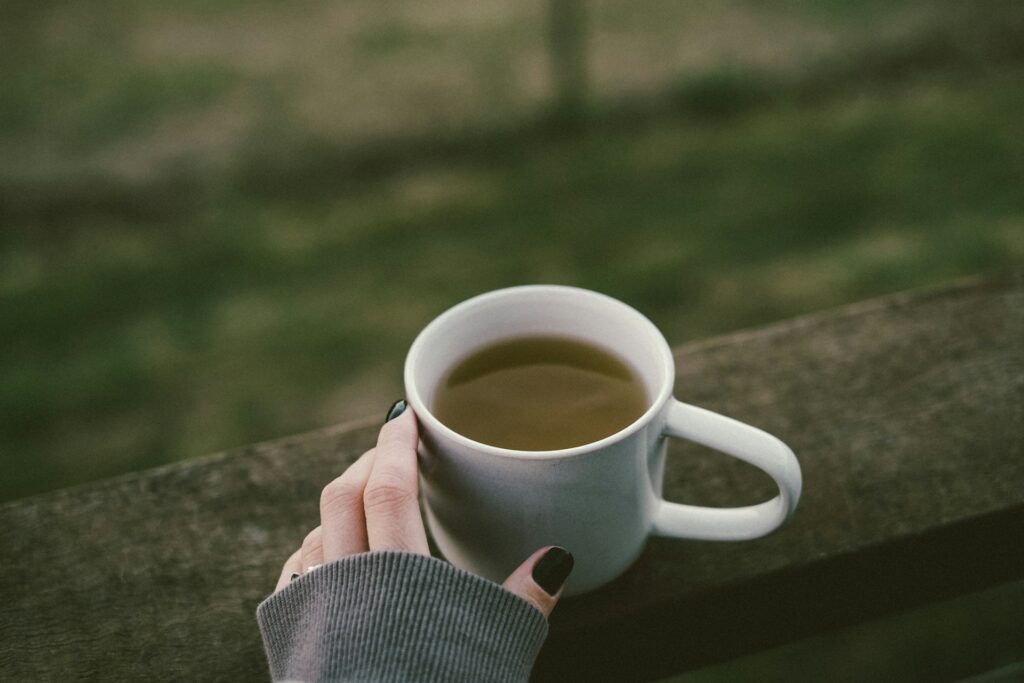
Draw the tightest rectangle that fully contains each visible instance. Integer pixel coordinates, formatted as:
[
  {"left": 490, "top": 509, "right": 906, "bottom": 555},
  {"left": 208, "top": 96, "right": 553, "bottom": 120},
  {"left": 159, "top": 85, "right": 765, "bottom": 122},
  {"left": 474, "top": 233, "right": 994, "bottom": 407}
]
[{"left": 363, "top": 404, "right": 429, "bottom": 555}]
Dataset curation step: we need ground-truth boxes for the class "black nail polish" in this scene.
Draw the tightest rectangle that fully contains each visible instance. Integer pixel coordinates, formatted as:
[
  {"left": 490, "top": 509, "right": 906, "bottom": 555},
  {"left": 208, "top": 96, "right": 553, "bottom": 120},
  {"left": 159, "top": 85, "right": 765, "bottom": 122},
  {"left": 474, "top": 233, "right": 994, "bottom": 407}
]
[
  {"left": 384, "top": 399, "right": 408, "bottom": 424},
  {"left": 532, "top": 547, "right": 574, "bottom": 596}
]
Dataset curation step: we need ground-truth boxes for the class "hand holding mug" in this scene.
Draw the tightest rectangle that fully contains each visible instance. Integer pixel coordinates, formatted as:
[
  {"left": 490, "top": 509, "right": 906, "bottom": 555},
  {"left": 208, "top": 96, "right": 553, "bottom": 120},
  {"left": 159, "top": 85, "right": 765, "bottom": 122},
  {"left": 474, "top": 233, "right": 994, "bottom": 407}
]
[{"left": 274, "top": 403, "right": 575, "bottom": 616}]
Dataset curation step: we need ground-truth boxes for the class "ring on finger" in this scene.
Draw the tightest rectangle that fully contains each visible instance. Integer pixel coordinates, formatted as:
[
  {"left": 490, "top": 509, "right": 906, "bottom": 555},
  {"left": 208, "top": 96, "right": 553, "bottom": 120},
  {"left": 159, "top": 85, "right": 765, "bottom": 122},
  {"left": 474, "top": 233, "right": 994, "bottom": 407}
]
[{"left": 290, "top": 564, "right": 323, "bottom": 582}]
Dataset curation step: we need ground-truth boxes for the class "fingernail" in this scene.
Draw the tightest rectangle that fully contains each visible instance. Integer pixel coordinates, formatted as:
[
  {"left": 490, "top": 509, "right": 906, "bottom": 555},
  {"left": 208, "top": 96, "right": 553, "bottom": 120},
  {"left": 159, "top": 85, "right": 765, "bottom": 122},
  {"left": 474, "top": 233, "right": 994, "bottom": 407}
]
[
  {"left": 384, "top": 399, "right": 408, "bottom": 424},
  {"left": 532, "top": 546, "right": 574, "bottom": 596}
]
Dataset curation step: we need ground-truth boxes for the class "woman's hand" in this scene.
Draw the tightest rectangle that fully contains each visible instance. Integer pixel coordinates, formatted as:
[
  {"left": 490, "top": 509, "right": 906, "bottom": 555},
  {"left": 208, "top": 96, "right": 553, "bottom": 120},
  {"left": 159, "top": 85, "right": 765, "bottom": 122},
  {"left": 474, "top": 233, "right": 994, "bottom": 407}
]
[{"left": 274, "top": 401, "right": 573, "bottom": 618}]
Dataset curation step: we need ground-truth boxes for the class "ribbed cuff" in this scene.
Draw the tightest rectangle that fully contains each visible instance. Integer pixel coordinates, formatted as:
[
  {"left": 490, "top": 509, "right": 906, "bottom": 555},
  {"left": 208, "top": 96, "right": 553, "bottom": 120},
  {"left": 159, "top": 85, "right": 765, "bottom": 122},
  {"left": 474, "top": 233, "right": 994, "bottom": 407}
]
[{"left": 256, "top": 551, "right": 549, "bottom": 683}]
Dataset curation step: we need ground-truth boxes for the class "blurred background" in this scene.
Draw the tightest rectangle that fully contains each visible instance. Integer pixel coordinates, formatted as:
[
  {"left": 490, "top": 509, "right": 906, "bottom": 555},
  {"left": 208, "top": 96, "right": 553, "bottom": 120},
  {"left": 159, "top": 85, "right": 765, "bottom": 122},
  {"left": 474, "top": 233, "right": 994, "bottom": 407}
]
[
  {"left": 4, "top": 0, "right": 1022, "bottom": 504},
  {"left": 1, "top": 0, "right": 1022, "bottom": 679}
]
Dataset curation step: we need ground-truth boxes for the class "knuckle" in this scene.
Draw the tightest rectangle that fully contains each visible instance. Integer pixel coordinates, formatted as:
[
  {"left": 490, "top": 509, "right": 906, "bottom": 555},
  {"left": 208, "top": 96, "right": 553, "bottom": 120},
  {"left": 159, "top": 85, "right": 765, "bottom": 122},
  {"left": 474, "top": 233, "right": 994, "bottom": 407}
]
[
  {"left": 280, "top": 548, "right": 301, "bottom": 573},
  {"left": 363, "top": 478, "right": 415, "bottom": 514},
  {"left": 320, "top": 477, "right": 362, "bottom": 516},
  {"left": 301, "top": 528, "right": 322, "bottom": 553}
]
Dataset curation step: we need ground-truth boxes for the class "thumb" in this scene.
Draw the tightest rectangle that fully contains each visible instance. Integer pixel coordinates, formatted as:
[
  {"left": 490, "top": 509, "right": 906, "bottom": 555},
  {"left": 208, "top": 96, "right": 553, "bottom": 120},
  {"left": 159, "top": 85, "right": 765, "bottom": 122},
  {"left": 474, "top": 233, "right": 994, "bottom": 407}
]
[{"left": 501, "top": 546, "right": 575, "bottom": 619}]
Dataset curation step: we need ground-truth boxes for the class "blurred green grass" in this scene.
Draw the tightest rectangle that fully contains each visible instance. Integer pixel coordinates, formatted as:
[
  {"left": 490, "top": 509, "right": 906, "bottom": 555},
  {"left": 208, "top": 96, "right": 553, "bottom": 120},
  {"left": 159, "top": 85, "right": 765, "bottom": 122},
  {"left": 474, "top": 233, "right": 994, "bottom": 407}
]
[{"left": 1, "top": 0, "right": 1023, "bottom": 503}]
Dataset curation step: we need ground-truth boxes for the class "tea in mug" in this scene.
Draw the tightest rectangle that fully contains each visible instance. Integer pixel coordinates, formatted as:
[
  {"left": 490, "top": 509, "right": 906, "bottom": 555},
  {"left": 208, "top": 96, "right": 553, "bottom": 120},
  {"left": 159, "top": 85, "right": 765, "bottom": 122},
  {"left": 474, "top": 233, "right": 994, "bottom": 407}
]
[{"left": 432, "top": 335, "right": 648, "bottom": 450}]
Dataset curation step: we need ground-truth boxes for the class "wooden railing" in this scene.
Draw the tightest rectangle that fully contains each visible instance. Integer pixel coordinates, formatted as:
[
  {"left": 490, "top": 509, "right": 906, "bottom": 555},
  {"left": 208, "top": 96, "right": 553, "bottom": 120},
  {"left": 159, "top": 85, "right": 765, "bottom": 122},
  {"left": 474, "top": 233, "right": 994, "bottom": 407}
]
[{"left": 1, "top": 273, "right": 1021, "bottom": 681}]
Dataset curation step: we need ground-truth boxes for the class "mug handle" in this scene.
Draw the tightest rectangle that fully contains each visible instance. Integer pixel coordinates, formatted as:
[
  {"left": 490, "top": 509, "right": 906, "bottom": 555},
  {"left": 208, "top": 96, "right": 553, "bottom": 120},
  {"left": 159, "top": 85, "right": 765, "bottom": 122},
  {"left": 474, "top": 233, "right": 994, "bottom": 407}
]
[{"left": 653, "top": 400, "right": 803, "bottom": 541}]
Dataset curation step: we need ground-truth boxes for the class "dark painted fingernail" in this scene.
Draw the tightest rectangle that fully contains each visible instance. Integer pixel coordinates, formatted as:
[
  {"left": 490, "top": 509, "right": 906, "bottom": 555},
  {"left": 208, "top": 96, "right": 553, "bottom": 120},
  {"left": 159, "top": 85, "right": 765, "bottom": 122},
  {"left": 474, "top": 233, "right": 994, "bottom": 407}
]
[
  {"left": 384, "top": 399, "right": 408, "bottom": 424},
  {"left": 532, "top": 546, "right": 574, "bottom": 596}
]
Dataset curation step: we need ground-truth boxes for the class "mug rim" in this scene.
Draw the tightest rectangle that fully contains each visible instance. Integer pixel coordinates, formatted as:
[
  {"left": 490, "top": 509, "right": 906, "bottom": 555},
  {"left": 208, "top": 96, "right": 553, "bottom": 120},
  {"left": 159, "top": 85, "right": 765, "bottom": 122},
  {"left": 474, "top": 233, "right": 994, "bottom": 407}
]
[{"left": 404, "top": 284, "right": 675, "bottom": 460}]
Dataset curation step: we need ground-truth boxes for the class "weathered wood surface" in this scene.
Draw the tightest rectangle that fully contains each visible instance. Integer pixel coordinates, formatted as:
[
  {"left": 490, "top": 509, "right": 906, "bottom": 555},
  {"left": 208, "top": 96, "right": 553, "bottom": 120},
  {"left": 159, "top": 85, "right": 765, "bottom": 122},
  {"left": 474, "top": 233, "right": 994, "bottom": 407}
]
[{"left": 1, "top": 274, "right": 1021, "bottom": 681}]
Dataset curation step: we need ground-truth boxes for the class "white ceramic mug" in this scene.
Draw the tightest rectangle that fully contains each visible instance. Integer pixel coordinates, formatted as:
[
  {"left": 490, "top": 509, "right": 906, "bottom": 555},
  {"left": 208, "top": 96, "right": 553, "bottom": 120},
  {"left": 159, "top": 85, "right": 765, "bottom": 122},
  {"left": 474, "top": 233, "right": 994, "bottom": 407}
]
[{"left": 405, "top": 285, "right": 802, "bottom": 595}]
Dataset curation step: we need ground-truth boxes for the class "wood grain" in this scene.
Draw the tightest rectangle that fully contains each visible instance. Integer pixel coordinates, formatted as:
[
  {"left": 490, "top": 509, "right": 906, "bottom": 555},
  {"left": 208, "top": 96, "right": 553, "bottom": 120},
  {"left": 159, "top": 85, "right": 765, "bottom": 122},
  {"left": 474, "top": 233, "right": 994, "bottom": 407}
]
[{"left": 1, "top": 273, "right": 1021, "bottom": 681}]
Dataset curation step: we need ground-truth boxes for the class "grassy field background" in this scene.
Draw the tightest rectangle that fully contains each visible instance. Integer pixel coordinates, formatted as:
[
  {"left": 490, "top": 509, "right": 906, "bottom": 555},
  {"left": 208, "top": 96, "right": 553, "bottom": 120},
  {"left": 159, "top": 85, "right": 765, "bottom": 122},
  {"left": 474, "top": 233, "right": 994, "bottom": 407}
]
[{"left": 2, "top": 0, "right": 1023, "bottom": 505}]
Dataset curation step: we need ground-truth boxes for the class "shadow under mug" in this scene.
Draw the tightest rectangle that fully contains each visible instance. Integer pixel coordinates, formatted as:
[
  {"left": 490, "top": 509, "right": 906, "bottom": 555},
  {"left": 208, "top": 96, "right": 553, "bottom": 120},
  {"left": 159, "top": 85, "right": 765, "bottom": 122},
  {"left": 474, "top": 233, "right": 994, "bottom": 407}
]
[{"left": 405, "top": 285, "right": 802, "bottom": 595}]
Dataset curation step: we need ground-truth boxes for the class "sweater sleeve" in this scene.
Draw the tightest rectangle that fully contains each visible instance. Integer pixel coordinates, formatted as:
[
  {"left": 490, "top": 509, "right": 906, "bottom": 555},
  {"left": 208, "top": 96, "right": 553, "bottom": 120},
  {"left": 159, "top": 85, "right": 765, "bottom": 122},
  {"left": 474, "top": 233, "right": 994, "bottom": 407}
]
[{"left": 256, "top": 551, "right": 549, "bottom": 683}]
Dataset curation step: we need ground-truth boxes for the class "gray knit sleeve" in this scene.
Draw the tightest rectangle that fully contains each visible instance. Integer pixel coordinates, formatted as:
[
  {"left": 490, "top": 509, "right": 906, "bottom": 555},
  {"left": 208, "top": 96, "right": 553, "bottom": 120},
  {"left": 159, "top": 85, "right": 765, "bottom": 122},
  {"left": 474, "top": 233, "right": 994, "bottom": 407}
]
[{"left": 256, "top": 551, "right": 549, "bottom": 682}]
